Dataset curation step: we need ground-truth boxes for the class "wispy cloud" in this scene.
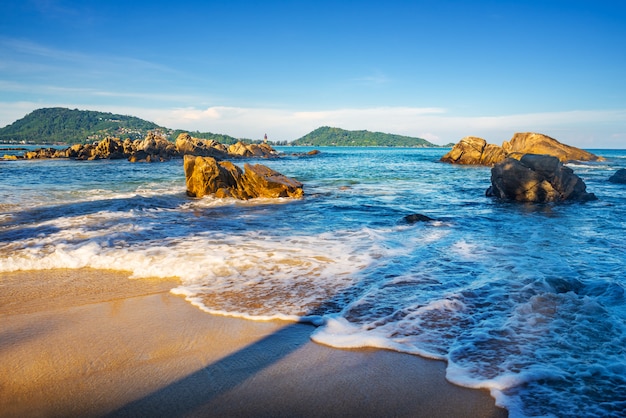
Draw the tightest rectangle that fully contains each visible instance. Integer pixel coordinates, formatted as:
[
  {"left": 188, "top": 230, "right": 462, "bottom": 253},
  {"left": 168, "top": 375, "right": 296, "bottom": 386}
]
[
  {"left": 354, "top": 71, "right": 391, "bottom": 85},
  {"left": 0, "top": 37, "right": 183, "bottom": 76},
  {"left": 0, "top": 80, "right": 200, "bottom": 104}
]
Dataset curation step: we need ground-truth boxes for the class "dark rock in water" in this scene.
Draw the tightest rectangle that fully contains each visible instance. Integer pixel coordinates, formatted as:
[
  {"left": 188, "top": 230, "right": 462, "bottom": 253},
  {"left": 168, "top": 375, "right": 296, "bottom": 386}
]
[
  {"left": 486, "top": 154, "right": 597, "bottom": 203},
  {"left": 184, "top": 155, "right": 303, "bottom": 200},
  {"left": 608, "top": 169, "right": 626, "bottom": 184},
  {"left": 404, "top": 213, "right": 435, "bottom": 223}
]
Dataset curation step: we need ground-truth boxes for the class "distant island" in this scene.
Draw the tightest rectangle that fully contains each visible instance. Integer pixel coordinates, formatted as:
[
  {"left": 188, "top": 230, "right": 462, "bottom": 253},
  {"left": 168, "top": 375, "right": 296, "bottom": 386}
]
[
  {"left": 0, "top": 107, "right": 449, "bottom": 147},
  {"left": 291, "top": 126, "right": 444, "bottom": 147},
  {"left": 0, "top": 108, "right": 249, "bottom": 146}
]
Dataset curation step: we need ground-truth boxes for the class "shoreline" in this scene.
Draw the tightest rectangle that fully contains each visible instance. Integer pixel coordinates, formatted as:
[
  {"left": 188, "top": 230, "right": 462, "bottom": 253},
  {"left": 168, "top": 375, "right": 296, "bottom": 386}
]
[{"left": 0, "top": 269, "right": 507, "bottom": 417}]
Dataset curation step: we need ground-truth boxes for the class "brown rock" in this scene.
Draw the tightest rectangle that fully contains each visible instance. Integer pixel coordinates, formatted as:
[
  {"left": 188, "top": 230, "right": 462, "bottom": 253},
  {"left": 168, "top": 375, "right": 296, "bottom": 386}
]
[
  {"left": 175, "top": 133, "right": 228, "bottom": 159},
  {"left": 184, "top": 155, "right": 303, "bottom": 200},
  {"left": 440, "top": 136, "right": 490, "bottom": 165},
  {"left": 502, "top": 132, "right": 602, "bottom": 163},
  {"left": 486, "top": 154, "right": 596, "bottom": 202},
  {"left": 240, "top": 163, "right": 304, "bottom": 199},
  {"left": 442, "top": 132, "right": 603, "bottom": 166},
  {"left": 136, "top": 132, "right": 177, "bottom": 161},
  {"left": 94, "top": 137, "right": 125, "bottom": 159},
  {"left": 228, "top": 141, "right": 278, "bottom": 158}
]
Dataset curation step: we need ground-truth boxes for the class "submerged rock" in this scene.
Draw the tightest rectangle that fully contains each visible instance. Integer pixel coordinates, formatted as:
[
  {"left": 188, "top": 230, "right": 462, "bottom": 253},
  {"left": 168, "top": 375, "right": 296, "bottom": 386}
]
[
  {"left": 486, "top": 154, "right": 597, "bottom": 203},
  {"left": 404, "top": 213, "right": 435, "bottom": 223},
  {"left": 608, "top": 169, "right": 626, "bottom": 184},
  {"left": 184, "top": 155, "right": 303, "bottom": 200},
  {"left": 441, "top": 132, "right": 603, "bottom": 166}
]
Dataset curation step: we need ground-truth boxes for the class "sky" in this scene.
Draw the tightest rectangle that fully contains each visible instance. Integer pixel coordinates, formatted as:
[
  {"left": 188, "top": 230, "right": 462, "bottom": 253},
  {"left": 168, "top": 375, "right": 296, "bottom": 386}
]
[{"left": 1, "top": 0, "right": 625, "bottom": 147}]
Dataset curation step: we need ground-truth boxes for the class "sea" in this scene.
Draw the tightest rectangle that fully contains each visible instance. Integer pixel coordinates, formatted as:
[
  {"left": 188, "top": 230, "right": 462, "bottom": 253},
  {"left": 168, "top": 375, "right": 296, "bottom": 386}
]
[{"left": 1, "top": 145, "right": 625, "bottom": 417}]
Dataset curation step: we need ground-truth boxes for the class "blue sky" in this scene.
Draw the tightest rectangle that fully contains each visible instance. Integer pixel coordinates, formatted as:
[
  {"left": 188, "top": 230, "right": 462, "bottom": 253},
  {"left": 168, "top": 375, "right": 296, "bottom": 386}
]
[{"left": 1, "top": 0, "right": 625, "bottom": 147}]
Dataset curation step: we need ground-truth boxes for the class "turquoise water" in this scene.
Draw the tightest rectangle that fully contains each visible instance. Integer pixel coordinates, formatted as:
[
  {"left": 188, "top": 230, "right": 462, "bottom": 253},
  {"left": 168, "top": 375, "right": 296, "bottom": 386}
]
[{"left": 2, "top": 147, "right": 626, "bottom": 417}]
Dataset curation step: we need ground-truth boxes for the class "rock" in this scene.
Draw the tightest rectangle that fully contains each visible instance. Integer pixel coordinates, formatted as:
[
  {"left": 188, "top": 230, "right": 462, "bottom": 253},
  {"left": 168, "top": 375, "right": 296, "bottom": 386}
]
[
  {"left": 239, "top": 163, "right": 304, "bottom": 199},
  {"left": 404, "top": 214, "right": 435, "bottom": 223},
  {"left": 440, "top": 136, "right": 507, "bottom": 165},
  {"left": 486, "top": 154, "right": 596, "bottom": 202},
  {"left": 24, "top": 147, "right": 68, "bottom": 159},
  {"left": 135, "top": 132, "right": 177, "bottom": 161},
  {"left": 442, "top": 132, "right": 603, "bottom": 166},
  {"left": 609, "top": 169, "right": 626, "bottom": 184},
  {"left": 175, "top": 133, "right": 228, "bottom": 159},
  {"left": 184, "top": 155, "right": 303, "bottom": 200},
  {"left": 94, "top": 137, "right": 125, "bottom": 159},
  {"left": 228, "top": 141, "right": 278, "bottom": 158},
  {"left": 502, "top": 132, "right": 602, "bottom": 163}
]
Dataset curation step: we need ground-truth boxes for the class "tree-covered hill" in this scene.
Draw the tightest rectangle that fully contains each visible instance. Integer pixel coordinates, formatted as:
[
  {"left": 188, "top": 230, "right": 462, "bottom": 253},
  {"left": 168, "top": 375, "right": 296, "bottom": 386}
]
[
  {"left": 0, "top": 107, "right": 166, "bottom": 144},
  {"left": 291, "top": 126, "right": 441, "bottom": 147}
]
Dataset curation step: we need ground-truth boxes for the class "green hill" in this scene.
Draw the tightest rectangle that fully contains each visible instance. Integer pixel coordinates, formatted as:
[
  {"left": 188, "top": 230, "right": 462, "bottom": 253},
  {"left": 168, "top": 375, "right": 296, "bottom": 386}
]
[
  {"left": 291, "top": 126, "right": 440, "bottom": 147},
  {"left": 0, "top": 108, "right": 166, "bottom": 144},
  {"left": 0, "top": 107, "right": 261, "bottom": 145}
]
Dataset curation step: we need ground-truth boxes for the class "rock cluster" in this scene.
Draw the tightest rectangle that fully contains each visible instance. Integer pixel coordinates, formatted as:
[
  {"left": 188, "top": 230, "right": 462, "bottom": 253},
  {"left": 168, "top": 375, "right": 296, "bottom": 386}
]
[
  {"left": 441, "top": 132, "right": 603, "bottom": 166},
  {"left": 486, "top": 154, "right": 597, "bottom": 202},
  {"left": 19, "top": 132, "right": 278, "bottom": 162},
  {"left": 184, "top": 155, "right": 304, "bottom": 200}
]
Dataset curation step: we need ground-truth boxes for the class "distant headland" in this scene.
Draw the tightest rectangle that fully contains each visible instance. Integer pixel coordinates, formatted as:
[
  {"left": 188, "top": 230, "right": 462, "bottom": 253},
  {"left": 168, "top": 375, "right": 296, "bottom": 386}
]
[{"left": 0, "top": 107, "right": 449, "bottom": 148}]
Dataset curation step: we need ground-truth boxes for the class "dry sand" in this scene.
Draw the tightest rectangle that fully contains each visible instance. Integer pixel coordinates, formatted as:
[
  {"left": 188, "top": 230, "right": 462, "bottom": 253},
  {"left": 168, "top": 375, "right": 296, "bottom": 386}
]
[{"left": 0, "top": 269, "right": 507, "bottom": 417}]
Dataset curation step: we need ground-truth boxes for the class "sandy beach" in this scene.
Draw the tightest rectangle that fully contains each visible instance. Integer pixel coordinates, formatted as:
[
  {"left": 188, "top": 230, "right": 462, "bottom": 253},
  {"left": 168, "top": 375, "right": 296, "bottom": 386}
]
[{"left": 0, "top": 269, "right": 507, "bottom": 417}]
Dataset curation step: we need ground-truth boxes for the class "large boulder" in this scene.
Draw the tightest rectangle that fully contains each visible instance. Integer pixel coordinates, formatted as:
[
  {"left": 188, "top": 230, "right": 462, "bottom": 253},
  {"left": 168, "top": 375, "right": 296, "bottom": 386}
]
[
  {"left": 442, "top": 132, "right": 603, "bottom": 166},
  {"left": 184, "top": 155, "right": 303, "bottom": 200},
  {"left": 486, "top": 154, "right": 596, "bottom": 202},
  {"left": 502, "top": 132, "right": 601, "bottom": 163},
  {"left": 609, "top": 169, "right": 626, "bottom": 184}
]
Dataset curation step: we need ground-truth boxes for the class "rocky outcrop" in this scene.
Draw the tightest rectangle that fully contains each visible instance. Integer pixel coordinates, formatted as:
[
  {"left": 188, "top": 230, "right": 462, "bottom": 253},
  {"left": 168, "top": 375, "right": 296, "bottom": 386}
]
[
  {"left": 24, "top": 147, "right": 68, "bottom": 159},
  {"left": 175, "top": 133, "right": 228, "bottom": 159},
  {"left": 486, "top": 154, "right": 596, "bottom": 202},
  {"left": 184, "top": 155, "right": 303, "bottom": 200},
  {"left": 439, "top": 136, "right": 507, "bottom": 165},
  {"left": 228, "top": 141, "right": 278, "bottom": 158},
  {"left": 15, "top": 132, "right": 285, "bottom": 163},
  {"left": 441, "top": 132, "right": 603, "bottom": 166}
]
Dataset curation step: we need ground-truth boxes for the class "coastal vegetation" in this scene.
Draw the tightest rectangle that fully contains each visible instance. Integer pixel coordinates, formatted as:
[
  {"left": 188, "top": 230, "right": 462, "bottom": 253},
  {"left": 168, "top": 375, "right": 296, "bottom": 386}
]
[
  {"left": 0, "top": 108, "right": 162, "bottom": 144},
  {"left": 291, "top": 126, "right": 442, "bottom": 147},
  {"left": 0, "top": 108, "right": 256, "bottom": 145}
]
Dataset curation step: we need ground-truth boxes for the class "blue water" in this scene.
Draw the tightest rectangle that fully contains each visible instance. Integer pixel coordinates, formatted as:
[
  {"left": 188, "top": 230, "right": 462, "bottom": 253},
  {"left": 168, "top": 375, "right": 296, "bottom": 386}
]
[{"left": 2, "top": 147, "right": 626, "bottom": 417}]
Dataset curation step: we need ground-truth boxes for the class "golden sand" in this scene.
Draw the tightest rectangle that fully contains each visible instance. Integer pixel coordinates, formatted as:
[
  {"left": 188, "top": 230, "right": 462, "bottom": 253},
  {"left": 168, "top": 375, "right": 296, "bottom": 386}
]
[{"left": 0, "top": 269, "right": 507, "bottom": 417}]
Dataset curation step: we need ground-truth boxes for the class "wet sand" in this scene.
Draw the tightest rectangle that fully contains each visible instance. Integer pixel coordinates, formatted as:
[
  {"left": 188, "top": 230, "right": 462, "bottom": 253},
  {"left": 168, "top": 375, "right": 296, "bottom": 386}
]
[{"left": 0, "top": 269, "right": 507, "bottom": 417}]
